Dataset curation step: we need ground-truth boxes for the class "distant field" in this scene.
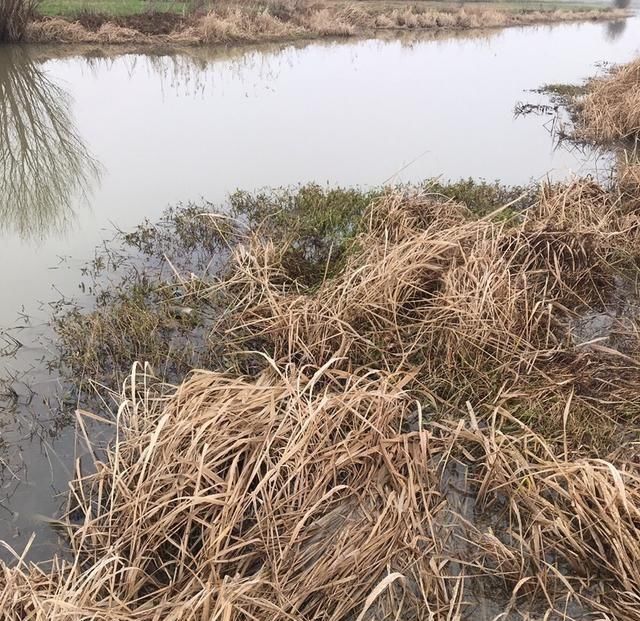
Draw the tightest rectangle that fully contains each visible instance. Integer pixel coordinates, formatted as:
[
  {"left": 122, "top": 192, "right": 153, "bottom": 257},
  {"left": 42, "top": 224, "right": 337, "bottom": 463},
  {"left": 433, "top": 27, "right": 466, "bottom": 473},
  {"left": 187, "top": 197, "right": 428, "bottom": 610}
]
[
  {"left": 39, "top": 0, "right": 187, "bottom": 15},
  {"left": 38, "top": 0, "right": 609, "bottom": 18}
]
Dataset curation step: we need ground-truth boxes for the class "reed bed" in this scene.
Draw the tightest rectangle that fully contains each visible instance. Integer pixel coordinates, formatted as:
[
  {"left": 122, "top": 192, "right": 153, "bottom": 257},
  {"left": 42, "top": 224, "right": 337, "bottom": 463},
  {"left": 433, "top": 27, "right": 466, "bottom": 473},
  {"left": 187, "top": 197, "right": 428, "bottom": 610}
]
[
  {"left": 574, "top": 59, "right": 640, "bottom": 146},
  {"left": 24, "top": 4, "right": 628, "bottom": 45}
]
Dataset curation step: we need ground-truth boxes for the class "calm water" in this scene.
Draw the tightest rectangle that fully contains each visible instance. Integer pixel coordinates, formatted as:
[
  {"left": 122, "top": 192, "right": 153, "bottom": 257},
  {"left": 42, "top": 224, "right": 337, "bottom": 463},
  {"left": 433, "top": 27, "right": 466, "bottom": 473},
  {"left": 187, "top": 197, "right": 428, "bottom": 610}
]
[{"left": 1, "top": 16, "right": 640, "bottom": 560}]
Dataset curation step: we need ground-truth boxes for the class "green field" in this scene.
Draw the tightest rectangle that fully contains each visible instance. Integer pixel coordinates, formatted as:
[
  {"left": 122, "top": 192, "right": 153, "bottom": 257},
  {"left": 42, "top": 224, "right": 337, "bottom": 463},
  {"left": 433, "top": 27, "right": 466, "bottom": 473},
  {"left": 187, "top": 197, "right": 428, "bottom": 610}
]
[{"left": 39, "top": 0, "right": 192, "bottom": 16}]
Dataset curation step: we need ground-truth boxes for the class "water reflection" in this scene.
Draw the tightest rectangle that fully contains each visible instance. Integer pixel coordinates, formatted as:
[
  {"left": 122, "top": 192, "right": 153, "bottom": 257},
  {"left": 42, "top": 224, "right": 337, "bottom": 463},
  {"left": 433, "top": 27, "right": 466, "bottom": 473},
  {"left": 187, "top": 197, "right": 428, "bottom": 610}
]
[
  {"left": 606, "top": 19, "right": 628, "bottom": 40},
  {"left": 28, "top": 28, "right": 501, "bottom": 98},
  {"left": 0, "top": 46, "right": 100, "bottom": 241}
]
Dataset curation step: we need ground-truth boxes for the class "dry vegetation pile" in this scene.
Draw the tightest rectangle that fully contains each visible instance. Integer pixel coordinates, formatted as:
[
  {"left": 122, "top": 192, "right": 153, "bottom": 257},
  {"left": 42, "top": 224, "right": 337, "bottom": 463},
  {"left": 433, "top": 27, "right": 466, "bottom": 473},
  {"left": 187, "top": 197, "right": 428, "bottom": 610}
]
[
  {"left": 3, "top": 366, "right": 640, "bottom": 620},
  {"left": 576, "top": 58, "right": 640, "bottom": 146},
  {"left": 2, "top": 46, "right": 640, "bottom": 621},
  {"left": 24, "top": 2, "right": 628, "bottom": 45}
]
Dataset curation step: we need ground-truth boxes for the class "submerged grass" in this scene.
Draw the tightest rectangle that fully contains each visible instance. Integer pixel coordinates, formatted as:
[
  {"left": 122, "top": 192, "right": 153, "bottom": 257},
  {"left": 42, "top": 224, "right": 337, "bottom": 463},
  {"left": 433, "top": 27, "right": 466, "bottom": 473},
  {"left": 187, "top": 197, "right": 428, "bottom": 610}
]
[
  {"left": 4, "top": 57, "right": 640, "bottom": 621},
  {"left": 52, "top": 180, "right": 534, "bottom": 389}
]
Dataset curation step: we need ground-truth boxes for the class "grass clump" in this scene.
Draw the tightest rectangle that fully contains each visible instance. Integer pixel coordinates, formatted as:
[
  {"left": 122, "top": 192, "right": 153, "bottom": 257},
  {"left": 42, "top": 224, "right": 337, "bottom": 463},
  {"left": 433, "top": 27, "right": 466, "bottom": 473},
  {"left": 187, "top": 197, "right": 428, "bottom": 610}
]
[
  {"left": 425, "top": 177, "right": 534, "bottom": 216},
  {"left": 52, "top": 178, "right": 640, "bottom": 452},
  {"left": 56, "top": 281, "right": 208, "bottom": 385},
  {"left": 544, "top": 58, "right": 640, "bottom": 150},
  {"left": 3, "top": 365, "right": 640, "bottom": 619},
  {"left": 517, "top": 57, "right": 640, "bottom": 157},
  {"left": 53, "top": 205, "right": 232, "bottom": 389},
  {"left": 576, "top": 59, "right": 640, "bottom": 147},
  {"left": 209, "top": 179, "right": 640, "bottom": 450},
  {"left": 0, "top": 0, "right": 40, "bottom": 41}
]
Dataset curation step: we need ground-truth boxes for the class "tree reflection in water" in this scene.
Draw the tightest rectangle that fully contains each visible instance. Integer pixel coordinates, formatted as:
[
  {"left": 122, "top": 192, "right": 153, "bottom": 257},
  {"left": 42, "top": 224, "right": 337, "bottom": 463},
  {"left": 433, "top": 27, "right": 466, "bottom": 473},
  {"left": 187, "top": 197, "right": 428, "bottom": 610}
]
[
  {"left": 605, "top": 19, "right": 628, "bottom": 40},
  {"left": 0, "top": 46, "right": 100, "bottom": 241}
]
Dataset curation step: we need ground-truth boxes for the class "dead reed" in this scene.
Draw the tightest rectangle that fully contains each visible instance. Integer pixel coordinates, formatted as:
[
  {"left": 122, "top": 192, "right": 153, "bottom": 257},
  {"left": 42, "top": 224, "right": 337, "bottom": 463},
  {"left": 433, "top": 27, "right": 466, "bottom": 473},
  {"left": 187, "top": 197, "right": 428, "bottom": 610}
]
[
  {"left": 2, "top": 363, "right": 640, "bottom": 619},
  {"left": 571, "top": 58, "right": 640, "bottom": 147}
]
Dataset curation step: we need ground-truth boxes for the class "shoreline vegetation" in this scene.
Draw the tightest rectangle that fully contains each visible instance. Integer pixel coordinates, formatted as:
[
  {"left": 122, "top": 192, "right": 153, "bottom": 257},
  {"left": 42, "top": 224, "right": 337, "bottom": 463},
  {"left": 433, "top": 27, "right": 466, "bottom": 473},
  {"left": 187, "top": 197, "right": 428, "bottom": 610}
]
[
  {"left": 1, "top": 56, "right": 640, "bottom": 619},
  {"left": 0, "top": 0, "right": 631, "bottom": 45}
]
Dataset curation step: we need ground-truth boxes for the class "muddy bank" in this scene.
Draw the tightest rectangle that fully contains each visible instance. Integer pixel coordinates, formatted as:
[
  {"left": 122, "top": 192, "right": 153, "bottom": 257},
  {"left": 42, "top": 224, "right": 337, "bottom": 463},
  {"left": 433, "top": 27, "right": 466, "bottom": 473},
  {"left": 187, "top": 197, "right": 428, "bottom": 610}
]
[{"left": 25, "top": 4, "right": 630, "bottom": 45}]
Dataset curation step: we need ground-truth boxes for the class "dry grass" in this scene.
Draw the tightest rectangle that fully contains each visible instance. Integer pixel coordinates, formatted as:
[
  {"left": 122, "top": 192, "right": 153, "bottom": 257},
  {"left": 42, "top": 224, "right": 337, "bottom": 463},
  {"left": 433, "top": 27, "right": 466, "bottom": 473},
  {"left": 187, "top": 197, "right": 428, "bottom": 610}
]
[
  {"left": 2, "top": 363, "right": 640, "bottom": 619},
  {"left": 618, "top": 159, "right": 640, "bottom": 206},
  {"left": 206, "top": 180, "right": 640, "bottom": 449},
  {"left": 24, "top": 4, "right": 629, "bottom": 45},
  {"left": 573, "top": 59, "right": 640, "bottom": 147}
]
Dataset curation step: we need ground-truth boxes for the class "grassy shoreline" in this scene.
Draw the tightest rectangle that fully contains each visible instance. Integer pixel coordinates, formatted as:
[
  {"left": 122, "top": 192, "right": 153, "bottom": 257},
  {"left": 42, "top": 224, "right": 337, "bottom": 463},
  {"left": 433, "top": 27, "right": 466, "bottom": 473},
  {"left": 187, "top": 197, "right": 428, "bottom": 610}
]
[
  {"left": 21, "top": 3, "right": 631, "bottom": 46},
  {"left": 6, "top": 172, "right": 640, "bottom": 617}
]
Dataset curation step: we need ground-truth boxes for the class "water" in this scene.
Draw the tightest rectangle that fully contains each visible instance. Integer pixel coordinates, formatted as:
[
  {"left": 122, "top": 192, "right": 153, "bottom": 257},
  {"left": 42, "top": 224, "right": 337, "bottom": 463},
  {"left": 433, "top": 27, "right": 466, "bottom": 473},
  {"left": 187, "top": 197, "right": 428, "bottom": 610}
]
[{"left": 0, "top": 16, "right": 639, "bottom": 560}]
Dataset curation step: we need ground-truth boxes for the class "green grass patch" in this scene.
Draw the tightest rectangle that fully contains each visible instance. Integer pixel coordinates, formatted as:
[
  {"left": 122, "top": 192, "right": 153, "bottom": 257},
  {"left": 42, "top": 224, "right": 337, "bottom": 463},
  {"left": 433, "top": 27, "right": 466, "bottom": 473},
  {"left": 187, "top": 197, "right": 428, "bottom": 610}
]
[
  {"left": 38, "top": 0, "right": 194, "bottom": 17},
  {"left": 229, "top": 184, "right": 381, "bottom": 286},
  {"left": 425, "top": 178, "right": 533, "bottom": 216}
]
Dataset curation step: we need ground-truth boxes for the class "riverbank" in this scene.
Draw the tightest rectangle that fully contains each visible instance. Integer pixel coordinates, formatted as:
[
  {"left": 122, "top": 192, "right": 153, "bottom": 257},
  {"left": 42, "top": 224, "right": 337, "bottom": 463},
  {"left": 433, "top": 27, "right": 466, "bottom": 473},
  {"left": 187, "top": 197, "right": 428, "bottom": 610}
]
[
  {"left": 1, "top": 51, "right": 640, "bottom": 619},
  {"left": 25, "top": 2, "right": 631, "bottom": 45}
]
